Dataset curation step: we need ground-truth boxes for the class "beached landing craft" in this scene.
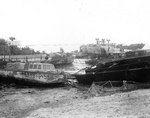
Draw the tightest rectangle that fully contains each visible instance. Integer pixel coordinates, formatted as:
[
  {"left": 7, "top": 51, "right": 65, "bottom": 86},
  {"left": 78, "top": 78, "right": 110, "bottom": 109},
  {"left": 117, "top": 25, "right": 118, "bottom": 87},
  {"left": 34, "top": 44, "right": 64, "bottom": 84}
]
[
  {"left": 0, "top": 62, "right": 68, "bottom": 86},
  {"left": 73, "top": 55, "right": 150, "bottom": 85}
]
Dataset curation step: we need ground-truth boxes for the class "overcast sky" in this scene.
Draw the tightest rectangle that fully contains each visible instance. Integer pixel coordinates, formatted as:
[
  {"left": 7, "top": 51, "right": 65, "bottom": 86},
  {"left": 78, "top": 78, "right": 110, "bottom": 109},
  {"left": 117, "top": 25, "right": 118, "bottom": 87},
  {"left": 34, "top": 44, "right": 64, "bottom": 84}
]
[{"left": 0, "top": 0, "right": 150, "bottom": 52}]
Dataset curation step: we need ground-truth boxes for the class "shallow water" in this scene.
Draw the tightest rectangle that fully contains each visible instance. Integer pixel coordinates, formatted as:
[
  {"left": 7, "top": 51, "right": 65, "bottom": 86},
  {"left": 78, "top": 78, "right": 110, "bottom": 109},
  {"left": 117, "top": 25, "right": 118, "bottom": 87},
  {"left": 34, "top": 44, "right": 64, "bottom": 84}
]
[{"left": 56, "top": 59, "right": 90, "bottom": 74}]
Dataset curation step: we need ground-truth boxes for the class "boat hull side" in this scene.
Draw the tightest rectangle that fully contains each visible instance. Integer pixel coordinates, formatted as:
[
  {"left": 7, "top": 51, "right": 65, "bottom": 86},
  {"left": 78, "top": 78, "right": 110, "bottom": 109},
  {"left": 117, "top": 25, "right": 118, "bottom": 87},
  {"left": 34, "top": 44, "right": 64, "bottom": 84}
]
[
  {"left": 0, "top": 70, "right": 66, "bottom": 86},
  {"left": 74, "top": 68, "right": 150, "bottom": 85}
]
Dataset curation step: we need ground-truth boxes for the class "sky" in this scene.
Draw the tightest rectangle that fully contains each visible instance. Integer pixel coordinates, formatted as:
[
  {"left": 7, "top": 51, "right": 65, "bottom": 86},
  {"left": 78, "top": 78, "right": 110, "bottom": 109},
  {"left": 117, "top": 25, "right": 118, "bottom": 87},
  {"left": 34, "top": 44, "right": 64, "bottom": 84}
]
[{"left": 0, "top": 0, "right": 150, "bottom": 52}]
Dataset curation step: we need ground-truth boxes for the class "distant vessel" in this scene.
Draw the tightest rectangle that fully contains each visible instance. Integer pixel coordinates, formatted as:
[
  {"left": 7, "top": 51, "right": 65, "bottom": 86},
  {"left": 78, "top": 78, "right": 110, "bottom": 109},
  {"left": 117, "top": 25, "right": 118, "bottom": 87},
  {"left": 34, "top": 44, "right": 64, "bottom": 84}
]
[
  {"left": 0, "top": 62, "right": 68, "bottom": 86},
  {"left": 50, "top": 53, "right": 74, "bottom": 66}
]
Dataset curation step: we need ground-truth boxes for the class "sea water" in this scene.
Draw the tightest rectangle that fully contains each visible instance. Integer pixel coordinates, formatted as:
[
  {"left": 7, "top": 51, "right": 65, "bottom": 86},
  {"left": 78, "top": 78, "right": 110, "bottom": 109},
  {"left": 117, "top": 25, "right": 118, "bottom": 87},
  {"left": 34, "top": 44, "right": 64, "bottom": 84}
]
[{"left": 55, "top": 59, "right": 90, "bottom": 74}]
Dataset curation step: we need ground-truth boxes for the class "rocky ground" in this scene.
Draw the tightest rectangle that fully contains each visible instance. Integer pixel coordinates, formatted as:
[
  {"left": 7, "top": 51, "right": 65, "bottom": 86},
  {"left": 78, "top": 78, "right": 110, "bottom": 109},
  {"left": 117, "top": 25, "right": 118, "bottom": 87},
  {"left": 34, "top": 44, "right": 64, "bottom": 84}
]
[{"left": 0, "top": 85, "right": 150, "bottom": 118}]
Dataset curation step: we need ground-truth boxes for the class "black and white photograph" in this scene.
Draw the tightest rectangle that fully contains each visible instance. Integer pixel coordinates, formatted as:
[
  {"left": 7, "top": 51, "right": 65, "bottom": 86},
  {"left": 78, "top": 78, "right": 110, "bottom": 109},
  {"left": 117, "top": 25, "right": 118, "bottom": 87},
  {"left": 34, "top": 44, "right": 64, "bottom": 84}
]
[{"left": 0, "top": 0, "right": 150, "bottom": 117}]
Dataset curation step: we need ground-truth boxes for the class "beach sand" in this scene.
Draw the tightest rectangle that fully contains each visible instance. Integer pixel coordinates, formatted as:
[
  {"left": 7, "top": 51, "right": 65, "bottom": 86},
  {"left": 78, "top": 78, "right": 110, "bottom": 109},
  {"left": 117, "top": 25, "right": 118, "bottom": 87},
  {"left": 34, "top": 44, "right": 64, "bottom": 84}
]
[{"left": 0, "top": 86, "right": 150, "bottom": 118}]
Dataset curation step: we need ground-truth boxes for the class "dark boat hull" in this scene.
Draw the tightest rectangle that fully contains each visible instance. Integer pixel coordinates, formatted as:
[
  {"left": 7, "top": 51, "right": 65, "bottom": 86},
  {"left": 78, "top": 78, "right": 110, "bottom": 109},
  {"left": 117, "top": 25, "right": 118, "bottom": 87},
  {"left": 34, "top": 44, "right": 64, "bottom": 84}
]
[
  {"left": 86, "top": 55, "right": 150, "bottom": 73},
  {"left": 0, "top": 69, "right": 67, "bottom": 87},
  {"left": 0, "top": 74, "right": 65, "bottom": 87},
  {"left": 74, "top": 67, "right": 150, "bottom": 85}
]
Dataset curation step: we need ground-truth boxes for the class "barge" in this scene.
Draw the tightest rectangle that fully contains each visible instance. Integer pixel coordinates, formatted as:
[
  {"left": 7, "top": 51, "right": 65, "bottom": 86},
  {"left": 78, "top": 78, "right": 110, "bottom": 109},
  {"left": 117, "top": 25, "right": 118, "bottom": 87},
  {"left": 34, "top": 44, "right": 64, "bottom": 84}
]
[{"left": 73, "top": 55, "right": 150, "bottom": 85}]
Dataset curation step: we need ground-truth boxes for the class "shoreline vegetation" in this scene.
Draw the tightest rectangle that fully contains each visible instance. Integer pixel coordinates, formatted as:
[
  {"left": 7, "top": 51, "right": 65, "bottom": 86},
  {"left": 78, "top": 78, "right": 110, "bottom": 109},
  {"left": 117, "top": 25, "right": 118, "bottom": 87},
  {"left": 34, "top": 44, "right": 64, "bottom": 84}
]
[{"left": 0, "top": 38, "right": 45, "bottom": 56}]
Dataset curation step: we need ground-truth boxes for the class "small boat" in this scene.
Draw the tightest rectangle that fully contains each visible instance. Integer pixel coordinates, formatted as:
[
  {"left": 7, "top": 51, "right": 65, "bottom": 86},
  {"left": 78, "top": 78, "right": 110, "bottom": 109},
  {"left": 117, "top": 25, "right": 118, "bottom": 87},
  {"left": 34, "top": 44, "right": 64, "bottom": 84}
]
[
  {"left": 73, "top": 55, "right": 150, "bottom": 85},
  {"left": 0, "top": 62, "right": 67, "bottom": 86},
  {"left": 50, "top": 53, "right": 74, "bottom": 66},
  {"left": 41, "top": 52, "right": 74, "bottom": 67}
]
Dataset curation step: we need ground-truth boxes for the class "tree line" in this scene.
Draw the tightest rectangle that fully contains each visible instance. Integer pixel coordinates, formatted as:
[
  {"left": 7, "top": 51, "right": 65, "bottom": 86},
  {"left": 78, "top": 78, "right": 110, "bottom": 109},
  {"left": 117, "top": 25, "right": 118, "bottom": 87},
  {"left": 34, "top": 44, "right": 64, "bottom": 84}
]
[{"left": 0, "top": 38, "right": 43, "bottom": 55}]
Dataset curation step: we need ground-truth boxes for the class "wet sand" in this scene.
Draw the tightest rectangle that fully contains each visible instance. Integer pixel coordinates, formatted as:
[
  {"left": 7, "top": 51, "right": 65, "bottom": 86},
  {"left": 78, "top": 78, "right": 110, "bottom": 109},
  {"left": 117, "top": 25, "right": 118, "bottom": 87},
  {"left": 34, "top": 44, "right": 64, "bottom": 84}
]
[{"left": 0, "top": 86, "right": 150, "bottom": 118}]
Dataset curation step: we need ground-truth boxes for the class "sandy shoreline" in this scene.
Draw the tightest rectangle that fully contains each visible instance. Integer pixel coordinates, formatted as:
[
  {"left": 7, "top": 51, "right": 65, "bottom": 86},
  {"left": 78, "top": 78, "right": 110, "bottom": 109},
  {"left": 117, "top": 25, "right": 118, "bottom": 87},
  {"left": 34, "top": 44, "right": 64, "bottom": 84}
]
[{"left": 0, "top": 86, "right": 150, "bottom": 118}]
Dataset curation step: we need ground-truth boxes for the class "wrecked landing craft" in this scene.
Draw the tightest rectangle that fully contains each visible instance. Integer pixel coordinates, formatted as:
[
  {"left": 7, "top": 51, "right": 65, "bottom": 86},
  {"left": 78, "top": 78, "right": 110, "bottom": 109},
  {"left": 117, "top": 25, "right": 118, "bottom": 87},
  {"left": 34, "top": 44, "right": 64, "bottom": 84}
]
[
  {"left": 73, "top": 55, "right": 150, "bottom": 85},
  {"left": 0, "top": 62, "right": 68, "bottom": 87}
]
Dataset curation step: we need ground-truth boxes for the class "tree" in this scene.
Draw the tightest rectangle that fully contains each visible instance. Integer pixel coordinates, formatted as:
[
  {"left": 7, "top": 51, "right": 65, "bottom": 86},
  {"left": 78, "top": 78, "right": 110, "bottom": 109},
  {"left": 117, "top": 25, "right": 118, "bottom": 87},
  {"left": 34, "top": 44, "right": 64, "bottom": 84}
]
[
  {"left": 0, "top": 38, "right": 9, "bottom": 55},
  {"left": 9, "top": 37, "right": 16, "bottom": 55},
  {"left": 42, "top": 51, "right": 46, "bottom": 54},
  {"left": 0, "top": 37, "right": 47, "bottom": 55},
  {"left": 35, "top": 51, "right": 41, "bottom": 54},
  {"left": 21, "top": 47, "right": 35, "bottom": 55},
  {"left": 12, "top": 46, "right": 22, "bottom": 55}
]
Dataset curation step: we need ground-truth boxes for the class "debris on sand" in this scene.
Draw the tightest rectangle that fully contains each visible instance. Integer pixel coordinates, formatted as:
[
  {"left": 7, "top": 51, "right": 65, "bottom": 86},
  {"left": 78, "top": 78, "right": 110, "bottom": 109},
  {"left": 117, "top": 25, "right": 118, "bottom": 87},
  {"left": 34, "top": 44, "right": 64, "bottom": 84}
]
[{"left": 0, "top": 83, "right": 150, "bottom": 118}]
